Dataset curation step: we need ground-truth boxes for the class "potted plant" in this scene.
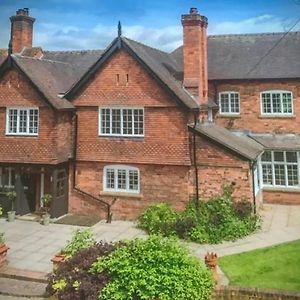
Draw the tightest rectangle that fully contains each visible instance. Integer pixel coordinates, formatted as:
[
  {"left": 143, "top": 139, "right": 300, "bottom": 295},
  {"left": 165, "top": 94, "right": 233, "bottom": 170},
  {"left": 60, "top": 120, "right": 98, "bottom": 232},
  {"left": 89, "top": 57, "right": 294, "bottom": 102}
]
[
  {"left": 0, "top": 206, "right": 9, "bottom": 267},
  {"left": 6, "top": 190, "right": 17, "bottom": 222},
  {"left": 41, "top": 193, "right": 52, "bottom": 225}
]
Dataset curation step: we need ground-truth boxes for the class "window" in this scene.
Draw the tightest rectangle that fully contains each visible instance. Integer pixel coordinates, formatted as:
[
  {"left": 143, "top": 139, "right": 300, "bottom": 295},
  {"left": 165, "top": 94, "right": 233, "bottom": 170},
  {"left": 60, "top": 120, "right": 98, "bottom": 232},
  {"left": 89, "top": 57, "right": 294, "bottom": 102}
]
[
  {"left": 6, "top": 108, "right": 39, "bottom": 135},
  {"left": 99, "top": 108, "right": 144, "bottom": 137},
  {"left": 219, "top": 92, "right": 240, "bottom": 115},
  {"left": 0, "top": 167, "right": 15, "bottom": 189},
  {"left": 260, "top": 151, "right": 299, "bottom": 188},
  {"left": 261, "top": 91, "right": 293, "bottom": 115},
  {"left": 103, "top": 165, "right": 140, "bottom": 193}
]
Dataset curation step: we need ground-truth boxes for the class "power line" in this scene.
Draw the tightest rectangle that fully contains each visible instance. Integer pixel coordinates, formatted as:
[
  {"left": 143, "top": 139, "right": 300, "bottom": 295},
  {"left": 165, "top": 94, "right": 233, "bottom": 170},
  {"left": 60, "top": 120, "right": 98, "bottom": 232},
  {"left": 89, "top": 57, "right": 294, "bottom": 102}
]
[{"left": 246, "top": 16, "right": 300, "bottom": 76}]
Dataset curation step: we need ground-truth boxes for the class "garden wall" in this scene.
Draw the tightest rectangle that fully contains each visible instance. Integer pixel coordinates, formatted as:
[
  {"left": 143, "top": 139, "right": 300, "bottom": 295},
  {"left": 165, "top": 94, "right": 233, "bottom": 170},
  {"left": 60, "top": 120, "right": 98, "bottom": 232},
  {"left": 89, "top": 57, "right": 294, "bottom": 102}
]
[{"left": 213, "top": 286, "right": 300, "bottom": 300}]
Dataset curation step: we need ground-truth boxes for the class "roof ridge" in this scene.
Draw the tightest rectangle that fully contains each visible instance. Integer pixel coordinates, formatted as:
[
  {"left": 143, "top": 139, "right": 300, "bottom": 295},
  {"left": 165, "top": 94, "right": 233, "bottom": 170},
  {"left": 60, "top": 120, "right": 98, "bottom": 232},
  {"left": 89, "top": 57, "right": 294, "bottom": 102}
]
[
  {"left": 43, "top": 49, "right": 103, "bottom": 54},
  {"left": 122, "top": 36, "right": 170, "bottom": 54},
  {"left": 12, "top": 54, "right": 74, "bottom": 66},
  {"left": 208, "top": 31, "right": 300, "bottom": 38}
]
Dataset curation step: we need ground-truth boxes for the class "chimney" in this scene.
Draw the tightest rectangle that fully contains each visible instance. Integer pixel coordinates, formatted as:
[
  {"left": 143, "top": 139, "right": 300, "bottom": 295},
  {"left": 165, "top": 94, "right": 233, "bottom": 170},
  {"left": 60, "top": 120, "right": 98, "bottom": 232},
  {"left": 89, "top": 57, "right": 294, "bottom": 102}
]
[
  {"left": 181, "top": 8, "right": 208, "bottom": 104},
  {"left": 9, "top": 8, "right": 35, "bottom": 54}
]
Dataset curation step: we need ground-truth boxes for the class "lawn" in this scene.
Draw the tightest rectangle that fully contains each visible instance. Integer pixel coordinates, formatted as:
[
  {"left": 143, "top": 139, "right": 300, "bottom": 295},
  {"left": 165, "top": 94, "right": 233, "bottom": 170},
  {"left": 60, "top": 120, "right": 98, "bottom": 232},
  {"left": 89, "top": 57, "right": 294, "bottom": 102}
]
[{"left": 219, "top": 240, "right": 300, "bottom": 292}]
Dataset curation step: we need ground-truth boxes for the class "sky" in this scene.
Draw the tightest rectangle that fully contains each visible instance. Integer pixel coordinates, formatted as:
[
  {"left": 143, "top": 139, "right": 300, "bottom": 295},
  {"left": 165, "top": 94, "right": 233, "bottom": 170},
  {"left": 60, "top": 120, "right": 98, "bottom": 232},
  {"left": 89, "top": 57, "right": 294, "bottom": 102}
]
[{"left": 0, "top": 0, "right": 299, "bottom": 52}]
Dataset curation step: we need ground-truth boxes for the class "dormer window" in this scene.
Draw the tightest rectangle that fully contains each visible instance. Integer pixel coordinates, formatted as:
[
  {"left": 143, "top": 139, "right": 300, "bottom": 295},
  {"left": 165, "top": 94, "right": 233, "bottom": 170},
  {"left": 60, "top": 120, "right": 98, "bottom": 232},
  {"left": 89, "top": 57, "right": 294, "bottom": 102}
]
[
  {"left": 6, "top": 107, "right": 39, "bottom": 136},
  {"left": 261, "top": 91, "right": 293, "bottom": 115},
  {"left": 219, "top": 92, "right": 240, "bottom": 115}
]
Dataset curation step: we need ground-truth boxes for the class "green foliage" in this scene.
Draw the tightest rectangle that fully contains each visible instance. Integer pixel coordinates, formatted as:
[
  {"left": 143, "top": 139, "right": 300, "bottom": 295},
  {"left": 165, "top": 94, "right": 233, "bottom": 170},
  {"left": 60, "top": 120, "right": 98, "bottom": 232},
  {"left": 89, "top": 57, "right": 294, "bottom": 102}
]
[
  {"left": 137, "top": 186, "right": 260, "bottom": 244},
  {"left": 5, "top": 190, "right": 16, "bottom": 211},
  {"left": 137, "top": 203, "right": 177, "bottom": 236},
  {"left": 91, "top": 235, "right": 213, "bottom": 300},
  {"left": 46, "top": 242, "right": 116, "bottom": 300},
  {"left": 63, "top": 229, "right": 96, "bottom": 258}
]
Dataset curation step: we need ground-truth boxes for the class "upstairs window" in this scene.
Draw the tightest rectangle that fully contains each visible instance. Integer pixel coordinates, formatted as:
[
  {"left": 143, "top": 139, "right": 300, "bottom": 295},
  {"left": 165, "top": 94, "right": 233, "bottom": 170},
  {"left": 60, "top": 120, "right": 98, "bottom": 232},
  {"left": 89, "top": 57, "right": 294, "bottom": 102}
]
[
  {"left": 6, "top": 108, "right": 39, "bottom": 135},
  {"left": 260, "top": 151, "right": 299, "bottom": 188},
  {"left": 99, "top": 108, "right": 144, "bottom": 137},
  {"left": 103, "top": 165, "right": 140, "bottom": 194},
  {"left": 261, "top": 91, "right": 293, "bottom": 115},
  {"left": 219, "top": 92, "right": 240, "bottom": 115}
]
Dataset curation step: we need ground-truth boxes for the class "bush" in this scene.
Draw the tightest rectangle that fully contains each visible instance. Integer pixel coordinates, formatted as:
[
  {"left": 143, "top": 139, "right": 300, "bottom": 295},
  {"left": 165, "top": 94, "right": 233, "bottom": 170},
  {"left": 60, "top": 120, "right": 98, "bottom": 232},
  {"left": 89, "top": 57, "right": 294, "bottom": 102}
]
[
  {"left": 137, "top": 188, "right": 260, "bottom": 244},
  {"left": 63, "top": 229, "right": 96, "bottom": 258},
  {"left": 137, "top": 203, "right": 177, "bottom": 236},
  {"left": 91, "top": 235, "right": 214, "bottom": 300},
  {"left": 46, "top": 242, "right": 117, "bottom": 300}
]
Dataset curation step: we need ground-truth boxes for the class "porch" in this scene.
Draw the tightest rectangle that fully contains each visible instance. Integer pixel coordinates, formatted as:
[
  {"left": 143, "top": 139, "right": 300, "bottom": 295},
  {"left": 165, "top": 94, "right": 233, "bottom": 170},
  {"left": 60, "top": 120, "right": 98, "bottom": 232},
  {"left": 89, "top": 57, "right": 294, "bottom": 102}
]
[{"left": 0, "top": 163, "right": 68, "bottom": 218}]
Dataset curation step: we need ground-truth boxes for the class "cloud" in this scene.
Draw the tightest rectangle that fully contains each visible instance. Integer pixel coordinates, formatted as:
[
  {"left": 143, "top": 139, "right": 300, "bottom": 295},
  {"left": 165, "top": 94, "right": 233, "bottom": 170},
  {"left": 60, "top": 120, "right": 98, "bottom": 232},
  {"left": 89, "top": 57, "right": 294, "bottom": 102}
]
[
  {"left": 34, "top": 22, "right": 182, "bottom": 52},
  {"left": 209, "top": 14, "right": 295, "bottom": 35}
]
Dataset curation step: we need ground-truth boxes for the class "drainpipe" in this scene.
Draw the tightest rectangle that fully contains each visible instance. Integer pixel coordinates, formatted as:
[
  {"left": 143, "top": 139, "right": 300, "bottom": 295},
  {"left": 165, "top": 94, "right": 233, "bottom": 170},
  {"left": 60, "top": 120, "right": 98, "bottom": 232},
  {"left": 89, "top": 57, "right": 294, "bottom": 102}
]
[
  {"left": 72, "top": 114, "right": 112, "bottom": 223},
  {"left": 250, "top": 161, "right": 257, "bottom": 214},
  {"left": 193, "top": 112, "right": 200, "bottom": 209}
]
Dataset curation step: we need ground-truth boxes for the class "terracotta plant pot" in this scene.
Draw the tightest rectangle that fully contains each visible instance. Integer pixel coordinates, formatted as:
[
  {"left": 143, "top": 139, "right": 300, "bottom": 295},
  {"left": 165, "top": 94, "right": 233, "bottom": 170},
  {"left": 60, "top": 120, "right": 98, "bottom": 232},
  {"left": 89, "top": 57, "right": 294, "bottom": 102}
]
[
  {"left": 0, "top": 244, "right": 9, "bottom": 268},
  {"left": 51, "top": 253, "right": 66, "bottom": 271}
]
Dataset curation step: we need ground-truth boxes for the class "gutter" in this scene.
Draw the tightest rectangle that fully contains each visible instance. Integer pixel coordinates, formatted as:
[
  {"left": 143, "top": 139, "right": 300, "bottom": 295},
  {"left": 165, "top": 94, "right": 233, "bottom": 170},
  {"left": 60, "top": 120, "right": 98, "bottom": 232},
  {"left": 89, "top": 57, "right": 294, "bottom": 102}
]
[{"left": 72, "top": 114, "right": 112, "bottom": 223}]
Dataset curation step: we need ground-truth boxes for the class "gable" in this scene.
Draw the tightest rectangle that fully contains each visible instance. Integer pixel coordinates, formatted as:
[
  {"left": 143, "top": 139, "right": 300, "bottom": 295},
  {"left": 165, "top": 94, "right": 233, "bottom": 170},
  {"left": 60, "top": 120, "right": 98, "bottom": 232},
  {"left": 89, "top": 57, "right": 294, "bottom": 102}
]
[
  {"left": 73, "top": 48, "right": 183, "bottom": 108},
  {"left": 0, "top": 68, "right": 50, "bottom": 108}
]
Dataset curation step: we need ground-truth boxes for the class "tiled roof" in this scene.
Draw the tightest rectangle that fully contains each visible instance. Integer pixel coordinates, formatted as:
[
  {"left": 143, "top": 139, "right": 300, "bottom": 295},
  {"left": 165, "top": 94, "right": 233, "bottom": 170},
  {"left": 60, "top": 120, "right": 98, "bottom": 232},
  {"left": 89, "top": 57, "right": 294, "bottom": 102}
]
[
  {"left": 172, "top": 32, "right": 300, "bottom": 80},
  {"left": 249, "top": 133, "right": 300, "bottom": 150},
  {"left": 190, "top": 123, "right": 264, "bottom": 160}
]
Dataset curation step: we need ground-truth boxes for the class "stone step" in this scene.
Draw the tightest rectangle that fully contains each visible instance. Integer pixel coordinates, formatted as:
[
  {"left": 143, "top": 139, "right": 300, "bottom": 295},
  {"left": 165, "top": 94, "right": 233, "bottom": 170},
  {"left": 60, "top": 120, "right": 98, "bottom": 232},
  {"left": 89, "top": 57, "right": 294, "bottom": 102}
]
[{"left": 0, "top": 277, "right": 47, "bottom": 298}]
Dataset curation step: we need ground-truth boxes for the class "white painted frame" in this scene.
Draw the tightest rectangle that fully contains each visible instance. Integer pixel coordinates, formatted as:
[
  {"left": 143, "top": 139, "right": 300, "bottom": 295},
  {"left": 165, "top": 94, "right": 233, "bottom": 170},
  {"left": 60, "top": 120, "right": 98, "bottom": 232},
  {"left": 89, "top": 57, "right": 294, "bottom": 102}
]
[
  {"left": 260, "top": 90, "right": 293, "bottom": 116},
  {"left": 6, "top": 107, "right": 39, "bottom": 136},
  {"left": 103, "top": 165, "right": 140, "bottom": 194},
  {"left": 98, "top": 107, "right": 144, "bottom": 137},
  {"left": 219, "top": 91, "right": 240, "bottom": 115}
]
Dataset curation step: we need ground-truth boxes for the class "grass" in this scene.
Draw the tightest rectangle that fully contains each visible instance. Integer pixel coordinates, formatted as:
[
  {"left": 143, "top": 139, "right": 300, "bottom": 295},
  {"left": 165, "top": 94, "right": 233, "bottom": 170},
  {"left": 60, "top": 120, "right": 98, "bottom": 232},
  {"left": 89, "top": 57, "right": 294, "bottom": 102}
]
[
  {"left": 55, "top": 214, "right": 101, "bottom": 226},
  {"left": 219, "top": 240, "right": 300, "bottom": 292}
]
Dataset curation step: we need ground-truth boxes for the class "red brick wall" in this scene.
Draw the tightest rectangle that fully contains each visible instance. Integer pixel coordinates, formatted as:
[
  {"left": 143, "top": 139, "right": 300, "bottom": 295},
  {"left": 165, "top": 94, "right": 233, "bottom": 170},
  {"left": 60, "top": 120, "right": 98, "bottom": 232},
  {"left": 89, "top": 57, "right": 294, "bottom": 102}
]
[
  {"left": 263, "top": 190, "right": 300, "bottom": 205},
  {"left": 193, "top": 134, "right": 253, "bottom": 202},
  {"left": 11, "top": 17, "right": 34, "bottom": 53},
  {"left": 69, "top": 162, "right": 191, "bottom": 220},
  {"left": 73, "top": 49, "right": 191, "bottom": 166},
  {"left": 213, "top": 79, "right": 300, "bottom": 133},
  {"left": 0, "top": 69, "right": 72, "bottom": 164}
]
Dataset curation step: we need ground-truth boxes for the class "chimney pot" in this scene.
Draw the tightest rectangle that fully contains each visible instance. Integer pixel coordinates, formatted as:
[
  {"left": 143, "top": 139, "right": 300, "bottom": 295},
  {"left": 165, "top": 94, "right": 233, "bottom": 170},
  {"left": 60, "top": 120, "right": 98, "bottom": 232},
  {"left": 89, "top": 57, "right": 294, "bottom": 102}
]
[{"left": 190, "top": 7, "right": 198, "bottom": 15}]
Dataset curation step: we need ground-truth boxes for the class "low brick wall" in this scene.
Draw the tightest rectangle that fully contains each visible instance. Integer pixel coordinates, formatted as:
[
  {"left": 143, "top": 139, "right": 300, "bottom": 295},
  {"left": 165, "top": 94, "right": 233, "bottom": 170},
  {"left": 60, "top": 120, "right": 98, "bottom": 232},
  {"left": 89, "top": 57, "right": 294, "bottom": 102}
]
[{"left": 213, "top": 286, "right": 300, "bottom": 300}]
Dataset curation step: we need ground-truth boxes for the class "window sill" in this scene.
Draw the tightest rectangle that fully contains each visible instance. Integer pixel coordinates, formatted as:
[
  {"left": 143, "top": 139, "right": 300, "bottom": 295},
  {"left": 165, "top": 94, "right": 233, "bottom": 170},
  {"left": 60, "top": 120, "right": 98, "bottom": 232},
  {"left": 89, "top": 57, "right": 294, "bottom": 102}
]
[
  {"left": 5, "top": 134, "right": 38, "bottom": 137},
  {"left": 100, "top": 191, "right": 142, "bottom": 199},
  {"left": 218, "top": 114, "right": 241, "bottom": 118},
  {"left": 262, "top": 187, "right": 300, "bottom": 193},
  {"left": 259, "top": 115, "right": 295, "bottom": 119},
  {"left": 99, "top": 136, "right": 144, "bottom": 140}
]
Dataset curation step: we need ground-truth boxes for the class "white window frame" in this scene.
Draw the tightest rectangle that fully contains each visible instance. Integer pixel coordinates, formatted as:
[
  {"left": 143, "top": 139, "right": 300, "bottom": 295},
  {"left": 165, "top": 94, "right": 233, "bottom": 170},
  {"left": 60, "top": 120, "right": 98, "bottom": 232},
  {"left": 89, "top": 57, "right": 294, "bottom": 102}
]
[
  {"left": 6, "top": 107, "right": 39, "bottom": 136},
  {"left": 0, "top": 167, "right": 15, "bottom": 189},
  {"left": 103, "top": 165, "right": 140, "bottom": 194},
  {"left": 259, "top": 151, "right": 300, "bottom": 189},
  {"left": 99, "top": 107, "right": 144, "bottom": 137},
  {"left": 260, "top": 90, "right": 293, "bottom": 116},
  {"left": 219, "top": 91, "right": 240, "bottom": 115}
]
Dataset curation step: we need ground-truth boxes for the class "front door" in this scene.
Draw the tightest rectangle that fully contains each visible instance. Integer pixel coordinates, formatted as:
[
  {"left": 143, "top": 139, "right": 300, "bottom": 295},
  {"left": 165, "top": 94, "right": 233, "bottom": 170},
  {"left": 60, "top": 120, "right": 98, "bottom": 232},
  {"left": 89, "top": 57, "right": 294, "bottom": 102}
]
[{"left": 17, "top": 173, "right": 37, "bottom": 215}]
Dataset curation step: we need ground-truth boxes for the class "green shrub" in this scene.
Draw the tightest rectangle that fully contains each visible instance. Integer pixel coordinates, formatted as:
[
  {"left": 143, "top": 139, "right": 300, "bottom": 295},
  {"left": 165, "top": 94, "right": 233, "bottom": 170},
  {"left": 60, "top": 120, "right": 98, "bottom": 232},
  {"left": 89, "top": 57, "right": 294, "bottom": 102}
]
[
  {"left": 137, "top": 203, "right": 177, "bottom": 236},
  {"left": 63, "top": 229, "right": 96, "bottom": 258},
  {"left": 91, "top": 235, "right": 213, "bottom": 300},
  {"left": 137, "top": 187, "right": 260, "bottom": 244}
]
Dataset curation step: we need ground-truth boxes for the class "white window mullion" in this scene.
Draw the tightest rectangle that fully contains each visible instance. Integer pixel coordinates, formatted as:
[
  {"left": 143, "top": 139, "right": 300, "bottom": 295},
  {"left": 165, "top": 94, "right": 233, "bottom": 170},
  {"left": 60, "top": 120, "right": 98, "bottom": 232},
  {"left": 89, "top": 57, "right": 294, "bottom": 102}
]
[
  {"left": 271, "top": 152, "right": 275, "bottom": 187},
  {"left": 121, "top": 109, "right": 124, "bottom": 135},
  {"left": 109, "top": 109, "right": 113, "bottom": 135},
  {"left": 16, "top": 110, "right": 20, "bottom": 134}
]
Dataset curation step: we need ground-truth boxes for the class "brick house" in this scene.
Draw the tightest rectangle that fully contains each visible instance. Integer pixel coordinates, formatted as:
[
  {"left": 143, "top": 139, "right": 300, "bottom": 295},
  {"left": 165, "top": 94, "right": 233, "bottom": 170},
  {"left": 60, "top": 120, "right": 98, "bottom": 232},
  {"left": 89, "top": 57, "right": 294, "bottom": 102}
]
[{"left": 0, "top": 7, "right": 299, "bottom": 220}]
